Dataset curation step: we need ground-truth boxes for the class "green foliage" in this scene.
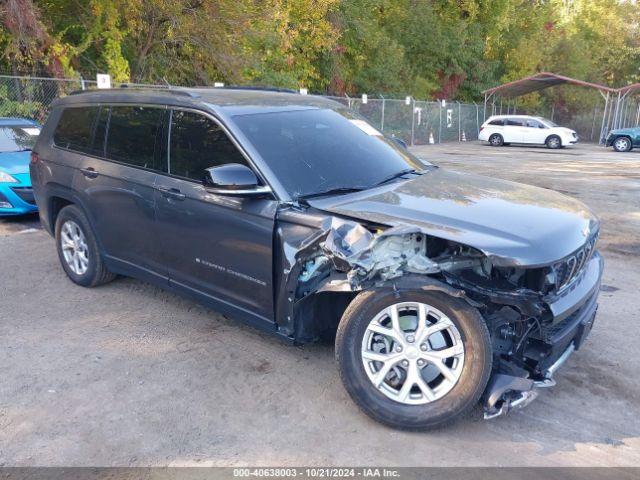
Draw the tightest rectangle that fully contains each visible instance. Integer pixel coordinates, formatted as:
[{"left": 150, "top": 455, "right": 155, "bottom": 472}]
[
  {"left": 0, "top": 84, "right": 43, "bottom": 118},
  {"left": 1, "top": 0, "right": 639, "bottom": 102}
]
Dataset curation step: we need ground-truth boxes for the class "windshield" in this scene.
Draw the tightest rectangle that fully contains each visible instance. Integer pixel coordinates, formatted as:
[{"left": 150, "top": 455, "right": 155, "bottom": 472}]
[
  {"left": 232, "top": 108, "right": 423, "bottom": 198},
  {"left": 538, "top": 117, "right": 558, "bottom": 127},
  {"left": 0, "top": 126, "right": 40, "bottom": 153}
]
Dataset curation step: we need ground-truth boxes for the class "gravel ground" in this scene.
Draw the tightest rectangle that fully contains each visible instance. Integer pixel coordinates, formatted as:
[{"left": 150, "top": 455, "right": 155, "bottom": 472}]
[{"left": 1, "top": 143, "right": 639, "bottom": 467}]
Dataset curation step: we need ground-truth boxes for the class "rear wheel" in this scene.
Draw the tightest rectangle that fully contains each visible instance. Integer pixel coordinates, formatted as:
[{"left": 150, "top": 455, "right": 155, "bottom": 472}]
[
  {"left": 488, "top": 133, "right": 504, "bottom": 147},
  {"left": 55, "top": 205, "right": 116, "bottom": 287},
  {"left": 545, "top": 135, "right": 562, "bottom": 149},
  {"left": 335, "top": 288, "right": 492, "bottom": 430},
  {"left": 613, "top": 136, "right": 632, "bottom": 152}
]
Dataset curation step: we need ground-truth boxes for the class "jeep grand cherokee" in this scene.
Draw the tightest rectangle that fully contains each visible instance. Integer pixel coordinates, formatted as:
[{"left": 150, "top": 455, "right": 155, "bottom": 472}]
[{"left": 30, "top": 87, "right": 603, "bottom": 429}]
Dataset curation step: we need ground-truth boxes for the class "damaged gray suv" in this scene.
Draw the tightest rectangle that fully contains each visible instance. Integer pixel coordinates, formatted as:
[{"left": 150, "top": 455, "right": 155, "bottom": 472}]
[{"left": 31, "top": 87, "right": 603, "bottom": 429}]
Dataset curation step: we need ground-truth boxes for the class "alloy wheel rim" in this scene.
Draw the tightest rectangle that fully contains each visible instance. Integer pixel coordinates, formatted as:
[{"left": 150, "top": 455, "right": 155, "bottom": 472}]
[
  {"left": 491, "top": 136, "right": 501, "bottom": 145},
  {"left": 549, "top": 138, "right": 560, "bottom": 148},
  {"left": 361, "top": 302, "right": 465, "bottom": 405},
  {"left": 60, "top": 220, "right": 89, "bottom": 275},
  {"left": 615, "top": 138, "right": 629, "bottom": 150}
]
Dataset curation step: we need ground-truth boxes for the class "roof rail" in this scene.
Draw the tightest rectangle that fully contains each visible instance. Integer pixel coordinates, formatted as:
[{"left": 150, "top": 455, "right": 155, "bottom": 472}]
[
  {"left": 67, "top": 84, "right": 299, "bottom": 97},
  {"left": 213, "top": 85, "right": 298, "bottom": 94},
  {"left": 68, "top": 86, "right": 200, "bottom": 98}
]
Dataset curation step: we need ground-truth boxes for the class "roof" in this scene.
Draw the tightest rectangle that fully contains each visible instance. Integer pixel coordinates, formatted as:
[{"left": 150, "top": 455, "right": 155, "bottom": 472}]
[
  {"left": 486, "top": 114, "right": 546, "bottom": 119},
  {"left": 482, "top": 72, "right": 614, "bottom": 98},
  {"left": 0, "top": 117, "right": 40, "bottom": 127},
  {"left": 617, "top": 83, "right": 640, "bottom": 96},
  {"left": 56, "top": 87, "right": 341, "bottom": 114}
]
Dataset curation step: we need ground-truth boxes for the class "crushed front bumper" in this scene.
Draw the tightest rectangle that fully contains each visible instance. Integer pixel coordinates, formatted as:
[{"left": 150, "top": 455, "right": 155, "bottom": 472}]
[{"left": 483, "top": 252, "right": 603, "bottom": 419}]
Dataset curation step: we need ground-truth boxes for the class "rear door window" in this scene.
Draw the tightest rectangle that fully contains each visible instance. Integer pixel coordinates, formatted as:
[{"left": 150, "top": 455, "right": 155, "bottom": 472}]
[
  {"left": 105, "top": 106, "right": 164, "bottom": 170},
  {"left": 168, "top": 110, "right": 249, "bottom": 181},
  {"left": 505, "top": 118, "right": 525, "bottom": 126},
  {"left": 53, "top": 107, "right": 100, "bottom": 153}
]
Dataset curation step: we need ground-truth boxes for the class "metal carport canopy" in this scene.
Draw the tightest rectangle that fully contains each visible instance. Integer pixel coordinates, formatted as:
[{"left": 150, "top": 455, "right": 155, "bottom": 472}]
[
  {"left": 482, "top": 72, "right": 614, "bottom": 98},
  {"left": 481, "top": 72, "right": 617, "bottom": 143}
]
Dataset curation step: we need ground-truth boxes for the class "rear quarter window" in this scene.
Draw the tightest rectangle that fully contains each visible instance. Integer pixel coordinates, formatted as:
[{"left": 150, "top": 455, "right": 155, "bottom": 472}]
[
  {"left": 53, "top": 106, "right": 100, "bottom": 153},
  {"left": 488, "top": 119, "right": 503, "bottom": 126}
]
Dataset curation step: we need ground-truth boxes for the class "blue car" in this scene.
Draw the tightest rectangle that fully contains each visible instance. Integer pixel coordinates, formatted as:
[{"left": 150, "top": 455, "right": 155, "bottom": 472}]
[{"left": 0, "top": 118, "right": 41, "bottom": 216}]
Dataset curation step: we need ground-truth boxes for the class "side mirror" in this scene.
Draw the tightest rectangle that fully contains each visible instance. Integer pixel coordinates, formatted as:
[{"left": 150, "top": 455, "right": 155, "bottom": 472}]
[{"left": 203, "top": 163, "right": 271, "bottom": 196}]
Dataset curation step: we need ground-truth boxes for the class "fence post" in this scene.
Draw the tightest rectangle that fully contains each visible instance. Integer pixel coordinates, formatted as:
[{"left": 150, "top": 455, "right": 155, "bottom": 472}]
[
  {"left": 380, "top": 94, "right": 385, "bottom": 131},
  {"left": 438, "top": 101, "right": 442, "bottom": 144},
  {"left": 410, "top": 97, "right": 415, "bottom": 147},
  {"left": 599, "top": 91, "right": 610, "bottom": 144},
  {"left": 458, "top": 101, "right": 461, "bottom": 142},
  {"left": 475, "top": 102, "right": 480, "bottom": 137},
  {"left": 12, "top": 76, "right": 24, "bottom": 103},
  {"left": 80, "top": 76, "right": 86, "bottom": 90}
]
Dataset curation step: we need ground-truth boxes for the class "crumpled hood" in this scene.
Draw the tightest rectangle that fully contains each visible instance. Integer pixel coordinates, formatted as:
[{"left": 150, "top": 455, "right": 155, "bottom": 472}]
[
  {"left": 0, "top": 151, "right": 31, "bottom": 175},
  {"left": 307, "top": 168, "right": 599, "bottom": 267}
]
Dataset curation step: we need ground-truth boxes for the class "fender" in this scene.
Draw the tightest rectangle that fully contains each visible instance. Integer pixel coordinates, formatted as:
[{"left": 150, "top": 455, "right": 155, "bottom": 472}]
[{"left": 41, "top": 182, "right": 106, "bottom": 253}]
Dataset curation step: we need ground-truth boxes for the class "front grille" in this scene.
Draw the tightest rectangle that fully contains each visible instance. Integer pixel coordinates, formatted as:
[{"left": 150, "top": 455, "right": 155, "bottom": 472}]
[
  {"left": 540, "top": 290, "right": 598, "bottom": 344},
  {"left": 552, "top": 232, "right": 598, "bottom": 291},
  {"left": 10, "top": 187, "right": 36, "bottom": 205}
]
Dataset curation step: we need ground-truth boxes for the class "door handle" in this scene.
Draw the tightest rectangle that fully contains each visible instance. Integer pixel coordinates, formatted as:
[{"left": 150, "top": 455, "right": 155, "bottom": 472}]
[
  {"left": 157, "top": 185, "right": 186, "bottom": 201},
  {"left": 80, "top": 167, "right": 99, "bottom": 179}
]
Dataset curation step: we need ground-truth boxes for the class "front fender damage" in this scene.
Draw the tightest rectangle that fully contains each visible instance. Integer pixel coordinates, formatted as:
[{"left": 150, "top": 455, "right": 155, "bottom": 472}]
[
  {"left": 277, "top": 213, "right": 599, "bottom": 420},
  {"left": 279, "top": 216, "right": 534, "bottom": 340}
]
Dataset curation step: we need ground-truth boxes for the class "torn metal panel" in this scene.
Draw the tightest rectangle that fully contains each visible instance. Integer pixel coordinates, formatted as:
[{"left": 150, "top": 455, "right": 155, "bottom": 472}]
[{"left": 320, "top": 218, "right": 452, "bottom": 287}]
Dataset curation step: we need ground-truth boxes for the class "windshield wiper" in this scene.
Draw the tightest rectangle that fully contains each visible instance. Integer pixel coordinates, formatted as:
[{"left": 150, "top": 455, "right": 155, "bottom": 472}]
[
  {"left": 297, "top": 186, "right": 367, "bottom": 201},
  {"left": 374, "top": 168, "right": 419, "bottom": 187}
]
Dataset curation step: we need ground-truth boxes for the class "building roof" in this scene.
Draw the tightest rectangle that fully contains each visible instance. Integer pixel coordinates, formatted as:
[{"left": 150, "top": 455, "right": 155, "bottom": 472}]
[
  {"left": 482, "top": 72, "right": 614, "bottom": 98},
  {"left": 617, "top": 83, "right": 640, "bottom": 96}
]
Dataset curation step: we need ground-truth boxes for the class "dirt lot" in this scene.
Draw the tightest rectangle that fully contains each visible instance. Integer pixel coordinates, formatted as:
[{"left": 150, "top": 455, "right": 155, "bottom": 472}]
[{"left": 1, "top": 143, "right": 639, "bottom": 467}]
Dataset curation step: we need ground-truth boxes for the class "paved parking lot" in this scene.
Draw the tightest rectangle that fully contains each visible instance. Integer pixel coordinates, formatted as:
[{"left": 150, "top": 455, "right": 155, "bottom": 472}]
[{"left": 1, "top": 143, "right": 639, "bottom": 466}]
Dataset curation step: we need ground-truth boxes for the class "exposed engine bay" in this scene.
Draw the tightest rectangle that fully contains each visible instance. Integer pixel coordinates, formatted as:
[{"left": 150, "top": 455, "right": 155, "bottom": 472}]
[{"left": 280, "top": 214, "right": 602, "bottom": 419}]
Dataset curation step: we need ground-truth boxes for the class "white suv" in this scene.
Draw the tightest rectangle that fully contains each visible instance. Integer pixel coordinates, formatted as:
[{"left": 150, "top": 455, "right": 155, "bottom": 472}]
[{"left": 479, "top": 115, "right": 578, "bottom": 149}]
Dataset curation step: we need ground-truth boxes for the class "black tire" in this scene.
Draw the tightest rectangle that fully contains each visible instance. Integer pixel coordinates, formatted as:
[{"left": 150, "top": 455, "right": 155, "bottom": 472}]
[
  {"left": 488, "top": 133, "right": 504, "bottom": 147},
  {"left": 612, "top": 136, "right": 632, "bottom": 152},
  {"left": 545, "top": 135, "right": 562, "bottom": 149},
  {"left": 335, "top": 288, "right": 492, "bottom": 430},
  {"left": 55, "top": 204, "right": 116, "bottom": 287}
]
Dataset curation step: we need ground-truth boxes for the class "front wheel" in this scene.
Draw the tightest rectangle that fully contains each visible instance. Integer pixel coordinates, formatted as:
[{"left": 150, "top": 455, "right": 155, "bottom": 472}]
[
  {"left": 335, "top": 288, "right": 492, "bottom": 430},
  {"left": 546, "top": 135, "right": 562, "bottom": 149},
  {"left": 613, "top": 136, "right": 632, "bottom": 152}
]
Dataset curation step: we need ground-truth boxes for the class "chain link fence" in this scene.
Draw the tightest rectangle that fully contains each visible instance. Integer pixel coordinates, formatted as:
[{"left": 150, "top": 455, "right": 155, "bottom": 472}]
[
  {"left": 0, "top": 75, "right": 166, "bottom": 123},
  {"left": 1, "top": 74, "right": 484, "bottom": 145},
  {"left": 327, "top": 96, "right": 482, "bottom": 145},
  {"left": 0, "top": 75, "right": 87, "bottom": 123}
]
